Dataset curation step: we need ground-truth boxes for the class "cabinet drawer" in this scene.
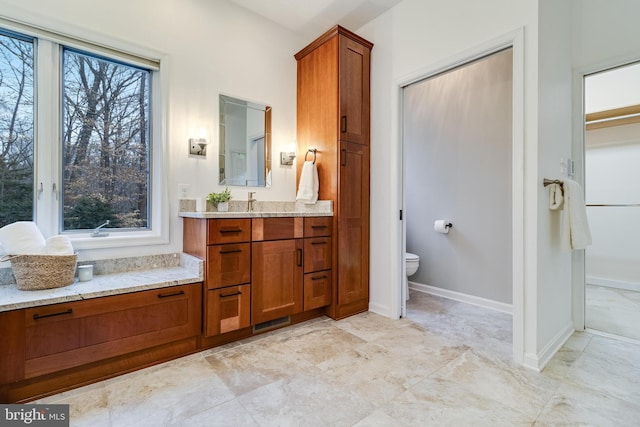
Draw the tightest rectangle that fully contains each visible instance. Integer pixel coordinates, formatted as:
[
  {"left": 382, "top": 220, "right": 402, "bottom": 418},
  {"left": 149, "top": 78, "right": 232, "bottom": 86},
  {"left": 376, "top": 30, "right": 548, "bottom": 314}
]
[
  {"left": 252, "top": 217, "right": 303, "bottom": 241},
  {"left": 22, "top": 283, "right": 201, "bottom": 379},
  {"left": 206, "top": 243, "right": 251, "bottom": 289},
  {"left": 304, "top": 217, "right": 333, "bottom": 237},
  {"left": 304, "top": 272, "right": 332, "bottom": 310},
  {"left": 207, "top": 219, "right": 251, "bottom": 244},
  {"left": 304, "top": 237, "right": 332, "bottom": 273},
  {"left": 205, "top": 284, "right": 251, "bottom": 336}
]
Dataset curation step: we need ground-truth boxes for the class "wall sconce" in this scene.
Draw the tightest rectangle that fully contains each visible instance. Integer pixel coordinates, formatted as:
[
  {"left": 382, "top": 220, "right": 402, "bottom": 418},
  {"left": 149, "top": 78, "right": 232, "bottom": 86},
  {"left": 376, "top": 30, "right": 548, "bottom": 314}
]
[
  {"left": 189, "top": 138, "right": 207, "bottom": 156},
  {"left": 280, "top": 151, "right": 296, "bottom": 165}
]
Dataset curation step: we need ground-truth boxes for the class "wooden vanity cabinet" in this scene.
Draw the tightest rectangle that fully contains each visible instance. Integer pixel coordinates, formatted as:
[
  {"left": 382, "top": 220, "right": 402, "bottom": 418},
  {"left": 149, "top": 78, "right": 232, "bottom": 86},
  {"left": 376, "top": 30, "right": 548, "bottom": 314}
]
[
  {"left": 0, "top": 283, "right": 201, "bottom": 402},
  {"left": 295, "top": 26, "right": 372, "bottom": 319},
  {"left": 184, "top": 216, "right": 332, "bottom": 335},
  {"left": 21, "top": 284, "right": 201, "bottom": 379}
]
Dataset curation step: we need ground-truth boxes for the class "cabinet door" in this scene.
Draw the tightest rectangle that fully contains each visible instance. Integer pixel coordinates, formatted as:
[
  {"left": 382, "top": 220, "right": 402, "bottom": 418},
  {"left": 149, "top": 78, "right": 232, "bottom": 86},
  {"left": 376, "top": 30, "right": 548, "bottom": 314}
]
[
  {"left": 205, "top": 284, "right": 251, "bottom": 336},
  {"left": 206, "top": 243, "right": 251, "bottom": 289},
  {"left": 338, "top": 141, "right": 370, "bottom": 305},
  {"left": 304, "top": 237, "right": 332, "bottom": 273},
  {"left": 339, "top": 35, "right": 371, "bottom": 145},
  {"left": 252, "top": 240, "right": 303, "bottom": 324},
  {"left": 304, "top": 272, "right": 332, "bottom": 311}
]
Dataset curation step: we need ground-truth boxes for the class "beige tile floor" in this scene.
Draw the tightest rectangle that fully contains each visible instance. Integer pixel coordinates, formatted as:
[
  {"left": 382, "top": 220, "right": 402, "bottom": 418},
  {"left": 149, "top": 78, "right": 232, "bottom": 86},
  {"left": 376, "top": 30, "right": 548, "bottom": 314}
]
[
  {"left": 36, "top": 291, "right": 640, "bottom": 426},
  {"left": 586, "top": 283, "right": 640, "bottom": 341}
]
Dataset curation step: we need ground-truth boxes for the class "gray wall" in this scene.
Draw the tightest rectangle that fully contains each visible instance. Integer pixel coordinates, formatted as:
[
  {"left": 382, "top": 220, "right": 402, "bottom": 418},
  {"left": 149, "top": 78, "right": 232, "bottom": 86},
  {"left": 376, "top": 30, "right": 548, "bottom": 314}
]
[{"left": 404, "top": 49, "right": 513, "bottom": 304}]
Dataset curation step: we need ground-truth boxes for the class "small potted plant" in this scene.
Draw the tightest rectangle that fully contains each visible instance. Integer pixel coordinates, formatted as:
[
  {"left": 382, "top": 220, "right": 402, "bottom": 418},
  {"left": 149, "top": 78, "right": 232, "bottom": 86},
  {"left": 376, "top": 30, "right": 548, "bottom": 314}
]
[{"left": 207, "top": 187, "right": 232, "bottom": 212}]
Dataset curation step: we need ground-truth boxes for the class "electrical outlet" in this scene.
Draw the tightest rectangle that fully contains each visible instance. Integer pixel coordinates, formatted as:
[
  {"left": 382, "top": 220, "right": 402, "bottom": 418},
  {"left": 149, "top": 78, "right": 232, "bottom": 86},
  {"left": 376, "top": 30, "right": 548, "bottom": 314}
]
[{"left": 178, "top": 184, "right": 190, "bottom": 199}]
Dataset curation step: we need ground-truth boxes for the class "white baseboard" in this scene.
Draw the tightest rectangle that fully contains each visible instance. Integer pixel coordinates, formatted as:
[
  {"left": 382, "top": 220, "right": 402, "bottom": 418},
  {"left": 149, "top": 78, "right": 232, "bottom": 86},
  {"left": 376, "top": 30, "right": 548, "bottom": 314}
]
[
  {"left": 368, "top": 301, "right": 394, "bottom": 319},
  {"left": 523, "top": 321, "right": 574, "bottom": 372},
  {"left": 408, "top": 281, "right": 513, "bottom": 314},
  {"left": 586, "top": 276, "right": 640, "bottom": 292}
]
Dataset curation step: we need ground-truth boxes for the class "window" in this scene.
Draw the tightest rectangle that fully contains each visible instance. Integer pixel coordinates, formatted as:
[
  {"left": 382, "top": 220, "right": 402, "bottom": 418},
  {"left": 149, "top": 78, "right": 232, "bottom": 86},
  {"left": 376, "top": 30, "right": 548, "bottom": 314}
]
[
  {"left": 0, "top": 30, "right": 34, "bottom": 228},
  {"left": 62, "top": 49, "right": 151, "bottom": 232},
  {"left": 0, "top": 19, "right": 164, "bottom": 249}
]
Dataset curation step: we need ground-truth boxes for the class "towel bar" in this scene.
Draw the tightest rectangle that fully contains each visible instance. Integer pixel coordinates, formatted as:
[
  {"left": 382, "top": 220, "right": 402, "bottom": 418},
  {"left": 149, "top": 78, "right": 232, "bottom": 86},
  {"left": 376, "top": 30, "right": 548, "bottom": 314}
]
[
  {"left": 543, "top": 178, "right": 563, "bottom": 187},
  {"left": 305, "top": 148, "right": 317, "bottom": 164}
]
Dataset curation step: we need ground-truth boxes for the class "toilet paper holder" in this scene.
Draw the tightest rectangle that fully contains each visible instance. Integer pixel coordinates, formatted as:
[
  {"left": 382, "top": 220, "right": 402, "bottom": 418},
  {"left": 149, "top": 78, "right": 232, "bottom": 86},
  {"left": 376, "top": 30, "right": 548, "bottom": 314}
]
[{"left": 434, "top": 220, "right": 453, "bottom": 234}]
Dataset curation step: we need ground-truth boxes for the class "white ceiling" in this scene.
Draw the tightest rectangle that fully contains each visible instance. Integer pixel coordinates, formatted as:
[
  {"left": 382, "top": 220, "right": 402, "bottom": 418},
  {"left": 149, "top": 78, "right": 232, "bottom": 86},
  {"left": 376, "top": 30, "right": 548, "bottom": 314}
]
[{"left": 230, "top": 0, "right": 402, "bottom": 40}]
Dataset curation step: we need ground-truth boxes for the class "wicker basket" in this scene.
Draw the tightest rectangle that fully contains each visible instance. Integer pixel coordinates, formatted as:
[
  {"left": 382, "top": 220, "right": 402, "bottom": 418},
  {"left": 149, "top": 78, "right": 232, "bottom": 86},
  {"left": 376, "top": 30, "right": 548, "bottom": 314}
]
[{"left": 3, "top": 253, "right": 78, "bottom": 291}]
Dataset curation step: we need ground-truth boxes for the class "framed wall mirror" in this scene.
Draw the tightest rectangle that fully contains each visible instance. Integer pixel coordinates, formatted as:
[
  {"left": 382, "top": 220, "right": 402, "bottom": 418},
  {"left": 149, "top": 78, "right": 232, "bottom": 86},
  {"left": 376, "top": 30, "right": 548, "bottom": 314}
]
[{"left": 219, "top": 95, "right": 272, "bottom": 187}]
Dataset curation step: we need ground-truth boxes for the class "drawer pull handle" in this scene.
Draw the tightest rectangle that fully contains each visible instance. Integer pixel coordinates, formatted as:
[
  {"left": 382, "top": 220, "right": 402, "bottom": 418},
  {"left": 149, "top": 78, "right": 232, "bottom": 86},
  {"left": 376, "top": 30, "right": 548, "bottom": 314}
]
[
  {"left": 311, "top": 275, "right": 328, "bottom": 281},
  {"left": 157, "top": 290, "right": 185, "bottom": 299},
  {"left": 220, "top": 291, "right": 242, "bottom": 298},
  {"left": 220, "top": 249, "right": 242, "bottom": 254},
  {"left": 311, "top": 225, "right": 327, "bottom": 229},
  {"left": 219, "top": 228, "right": 242, "bottom": 234},
  {"left": 297, "top": 248, "right": 303, "bottom": 267},
  {"left": 341, "top": 115, "right": 347, "bottom": 133},
  {"left": 33, "top": 308, "right": 73, "bottom": 320},
  {"left": 311, "top": 241, "right": 328, "bottom": 245},
  {"left": 341, "top": 148, "right": 347, "bottom": 166}
]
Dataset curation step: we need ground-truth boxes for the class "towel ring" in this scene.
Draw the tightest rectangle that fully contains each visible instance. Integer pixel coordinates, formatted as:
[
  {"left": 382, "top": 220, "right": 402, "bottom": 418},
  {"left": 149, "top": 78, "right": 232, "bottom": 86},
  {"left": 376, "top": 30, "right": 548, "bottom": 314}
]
[{"left": 305, "top": 148, "right": 317, "bottom": 164}]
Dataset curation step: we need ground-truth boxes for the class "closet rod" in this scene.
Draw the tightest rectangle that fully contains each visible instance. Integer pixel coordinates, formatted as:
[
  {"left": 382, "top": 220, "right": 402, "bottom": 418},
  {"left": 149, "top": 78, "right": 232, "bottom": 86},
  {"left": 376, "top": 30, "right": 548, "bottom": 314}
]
[{"left": 586, "top": 204, "right": 640, "bottom": 207}]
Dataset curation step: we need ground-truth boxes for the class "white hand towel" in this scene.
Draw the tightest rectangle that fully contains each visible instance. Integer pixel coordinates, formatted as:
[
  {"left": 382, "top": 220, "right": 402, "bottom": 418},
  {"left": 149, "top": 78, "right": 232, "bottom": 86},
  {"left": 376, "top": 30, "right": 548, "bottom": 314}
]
[
  {"left": 0, "top": 221, "right": 46, "bottom": 255},
  {"left": 296, "top": 161, "right": 319, "bottom": 204},
  {"left": 560, "top": 179, "right": 592, "bottom": 251},
  {"left": 45, "top": 235, "right": 74, "bottom": 255}
]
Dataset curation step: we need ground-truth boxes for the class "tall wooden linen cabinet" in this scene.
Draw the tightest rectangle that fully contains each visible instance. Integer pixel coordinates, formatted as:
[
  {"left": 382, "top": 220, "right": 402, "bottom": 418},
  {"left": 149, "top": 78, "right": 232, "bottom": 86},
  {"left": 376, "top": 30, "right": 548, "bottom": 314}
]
[{"left": 295, "top": 26, "right": 372, "bottom": 319}]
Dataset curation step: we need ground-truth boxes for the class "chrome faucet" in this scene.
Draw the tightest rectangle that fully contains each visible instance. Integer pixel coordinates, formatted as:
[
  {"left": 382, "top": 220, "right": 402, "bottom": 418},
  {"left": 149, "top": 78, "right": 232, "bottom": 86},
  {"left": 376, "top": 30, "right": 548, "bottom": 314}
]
[
  {"left": 248, "top": 192, "right": 257, "bottom": 212},
  {"left": 92, "top": 220, "right": 110, "bottom": 237}
]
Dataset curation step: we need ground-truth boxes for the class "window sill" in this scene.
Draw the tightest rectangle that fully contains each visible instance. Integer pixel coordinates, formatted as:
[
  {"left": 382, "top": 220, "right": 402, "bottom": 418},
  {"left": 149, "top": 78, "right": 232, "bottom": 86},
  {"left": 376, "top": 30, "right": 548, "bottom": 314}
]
[{"left": 67, "top": 231, "right": 169, "bottom": 251}]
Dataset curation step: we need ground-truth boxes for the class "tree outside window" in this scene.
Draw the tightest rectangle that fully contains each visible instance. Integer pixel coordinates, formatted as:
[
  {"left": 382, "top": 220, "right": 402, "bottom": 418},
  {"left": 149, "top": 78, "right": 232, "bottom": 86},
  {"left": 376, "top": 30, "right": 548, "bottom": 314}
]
[
  {"left": 62, "top": 49, "right": 151, "bottom": 232},
  {"left": 0, "top": 31, "right": 34, "bottom": 228}
]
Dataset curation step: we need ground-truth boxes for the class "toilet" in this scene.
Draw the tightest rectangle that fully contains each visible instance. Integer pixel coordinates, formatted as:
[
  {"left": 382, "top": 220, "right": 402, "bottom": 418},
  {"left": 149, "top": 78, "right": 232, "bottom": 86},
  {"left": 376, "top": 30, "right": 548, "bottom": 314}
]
[{"left": 405, "top": 252, "right": 420, "bottom": 277}]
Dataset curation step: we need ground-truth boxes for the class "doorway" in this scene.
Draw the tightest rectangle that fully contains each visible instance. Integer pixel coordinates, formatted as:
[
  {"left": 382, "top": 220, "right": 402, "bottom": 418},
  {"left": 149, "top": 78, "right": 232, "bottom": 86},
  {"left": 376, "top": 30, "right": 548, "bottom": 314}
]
[
  {"left": 583, "top": 62, "right": 640, "bottom": 342},
  {"left": 400, "top": 48, "right": 514, "bottom": 353}
]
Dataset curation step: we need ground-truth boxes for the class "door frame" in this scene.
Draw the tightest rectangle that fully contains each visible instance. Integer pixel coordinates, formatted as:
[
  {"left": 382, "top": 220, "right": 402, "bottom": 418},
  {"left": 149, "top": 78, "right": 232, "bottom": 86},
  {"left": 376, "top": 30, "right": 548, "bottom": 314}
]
[
  {"left": 393, "top": 29, "right": 525, "bottom": 363},
  {"left": 572, "top": 54, "right": 640, "bottom": 332}
]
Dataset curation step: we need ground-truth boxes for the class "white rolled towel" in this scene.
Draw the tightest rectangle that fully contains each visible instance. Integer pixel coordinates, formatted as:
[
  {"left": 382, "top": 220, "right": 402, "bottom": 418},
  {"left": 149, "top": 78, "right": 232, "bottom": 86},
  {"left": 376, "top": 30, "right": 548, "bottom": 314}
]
[
  {"left": 0, "top": 221, "right": 46, "bottom": 255},
  {"left": 45, "top": 235, "right": 74, "bottom": 255}
]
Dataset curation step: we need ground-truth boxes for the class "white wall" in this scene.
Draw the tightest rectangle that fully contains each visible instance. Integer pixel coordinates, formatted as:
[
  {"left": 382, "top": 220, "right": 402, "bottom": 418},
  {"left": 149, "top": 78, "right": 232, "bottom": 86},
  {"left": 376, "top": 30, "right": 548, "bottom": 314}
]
[
  {"left": 0, "top": 0, "right": 301, "bottom": 261},
  {"left": 404, "top": 49, "right": 513, "bottom": 304},
  {"left": 535, "top": 0, "right": 574, "bottom": 366}
]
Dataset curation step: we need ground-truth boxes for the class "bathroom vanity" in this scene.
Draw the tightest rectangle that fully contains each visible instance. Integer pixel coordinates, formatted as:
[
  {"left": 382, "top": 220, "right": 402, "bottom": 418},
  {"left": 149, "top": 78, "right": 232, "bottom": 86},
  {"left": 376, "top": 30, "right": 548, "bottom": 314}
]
[{"left": 181, "top": 209, "right": 333, "bottom": 347}]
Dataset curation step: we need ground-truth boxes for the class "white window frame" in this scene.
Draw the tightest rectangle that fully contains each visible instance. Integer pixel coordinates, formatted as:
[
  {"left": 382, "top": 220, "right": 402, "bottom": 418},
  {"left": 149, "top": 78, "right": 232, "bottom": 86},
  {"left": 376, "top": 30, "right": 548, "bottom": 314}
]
[{"left": 0, "top": 16, "right": 169, "bottom": 250}]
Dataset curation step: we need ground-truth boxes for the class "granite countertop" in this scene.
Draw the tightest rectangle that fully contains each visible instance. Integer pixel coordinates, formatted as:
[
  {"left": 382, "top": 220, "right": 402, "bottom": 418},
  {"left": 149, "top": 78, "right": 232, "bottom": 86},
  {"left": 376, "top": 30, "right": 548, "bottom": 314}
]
[
  {"left": 178, "top": 200, "right": 333, "bottom": 219},
  {"left": 0, "top": 253, "right": 203, "bottom": 313}
]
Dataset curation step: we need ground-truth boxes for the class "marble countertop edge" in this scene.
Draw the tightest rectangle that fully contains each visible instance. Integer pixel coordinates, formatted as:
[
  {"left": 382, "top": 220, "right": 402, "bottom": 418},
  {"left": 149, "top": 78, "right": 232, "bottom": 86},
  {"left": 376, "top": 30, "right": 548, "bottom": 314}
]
[
  {"left": 179, "top": 211, "right": 333, "bottom": 218},
  {"left": 0, "top": 258, "right": 204, "bottom": 313}
]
